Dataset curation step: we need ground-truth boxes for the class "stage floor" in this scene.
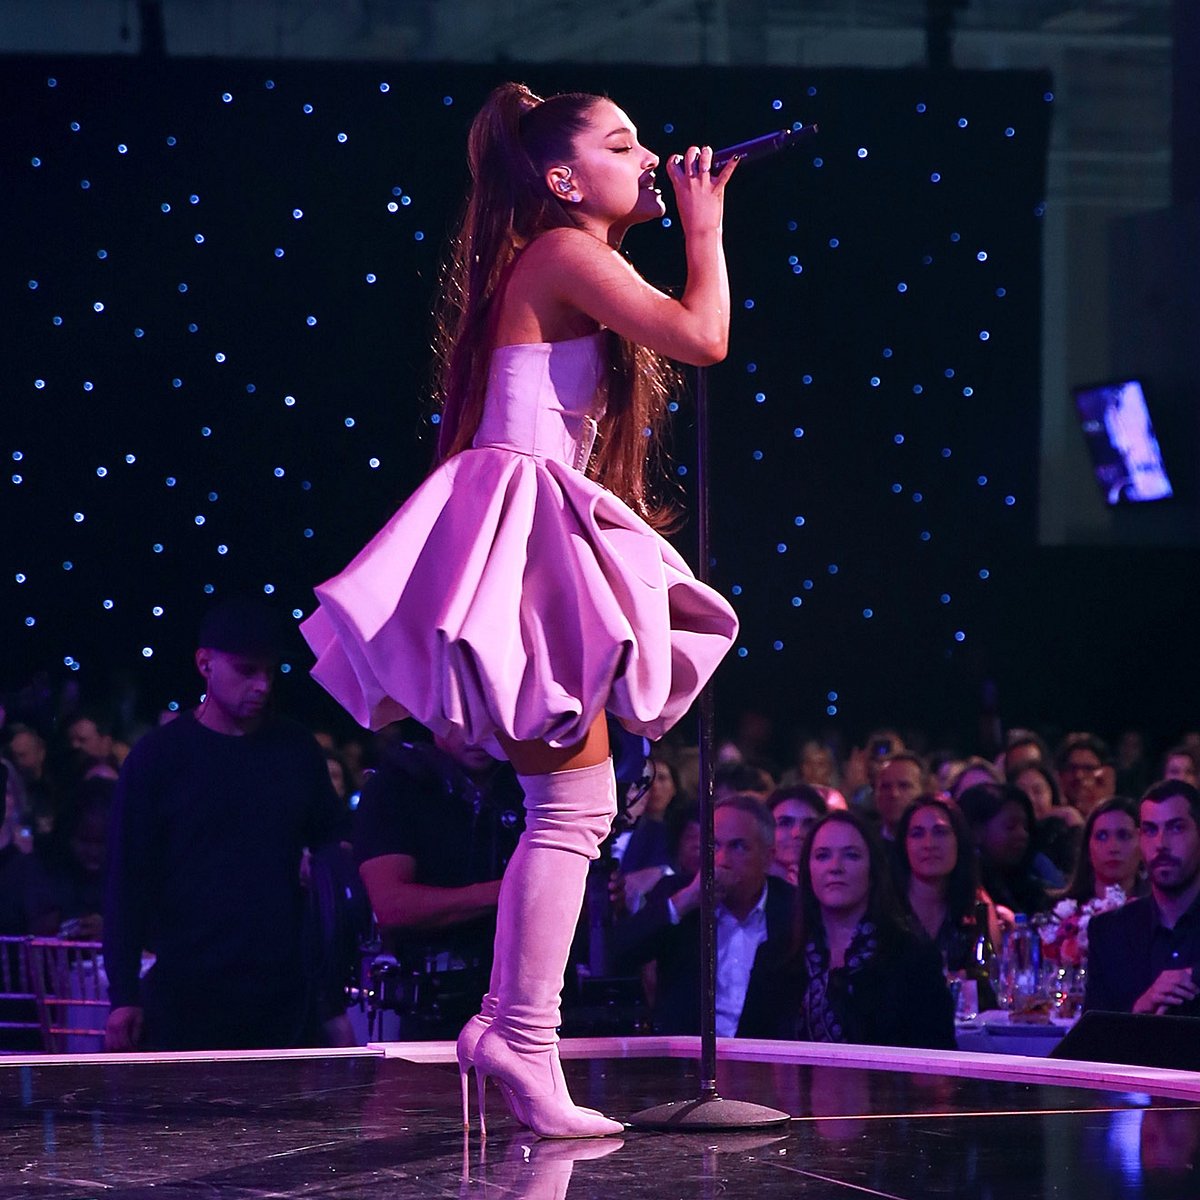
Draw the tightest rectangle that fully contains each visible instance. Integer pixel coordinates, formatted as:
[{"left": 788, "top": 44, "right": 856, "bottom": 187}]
[{"left": 5, "top": 1040, "right": 1200, "bottom": 1198}]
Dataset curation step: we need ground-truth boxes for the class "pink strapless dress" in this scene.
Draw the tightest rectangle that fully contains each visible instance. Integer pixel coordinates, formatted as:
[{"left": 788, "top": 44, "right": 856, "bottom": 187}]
[{"left": 301, "top": 332, "right": 738, "bottom": 755}]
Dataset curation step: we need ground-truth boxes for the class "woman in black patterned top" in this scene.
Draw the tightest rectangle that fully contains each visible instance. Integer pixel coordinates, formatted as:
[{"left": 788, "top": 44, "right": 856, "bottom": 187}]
[{"left": 740, "top": 810, "right": 955, "bottom": 1049}]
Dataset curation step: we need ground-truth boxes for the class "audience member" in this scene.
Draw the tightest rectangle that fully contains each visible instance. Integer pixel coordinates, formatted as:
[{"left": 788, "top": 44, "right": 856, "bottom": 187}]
[
  {"left": 958, "top": 782, "right": 1053, "bottom": 915},
  {"left": 844, "top": 728, "right": 904, "bottom": 812},
  {"left": 1114, "top": 729, "right": 1152, "bottom": 797},
  {"left": 1061, "top": 796, "right": 1147, "bottom": 904},
  {"left": 713, "top": 760, "right": 775, "bottom": 803},
  {"left": 1009, "top": 760, "right": 1084, "bottom": 878},
  {"left": 65, "top": 710, "right": 121, "bottom": 781},
  {"left": 24, "top": 777, "right": 113, "bottom": 938},
  {"left": 1162, "top": 745, "right": 1200, "bottom": 789},
  {"left": 797, "top": 740, "right": 839, "bottom": 789},
  {"left": 947, "top": 757, "right": 1001, "bottom": 801},
  {"left": 104, "top": 598, "right": 345, "bottom": 1051},
  {"left": 1002, "top": 728, "right": 1050, "bottom": 775},
  {"left": 5, "top": 723, "right": 57, "bottom": 839},
  {"left": 768, "top": 784, "right": 826, "bottom": 886},
  {"left": 1055, "top": 733, "right": 1112, "bottom": 817},
  {"left": 353, "top": 730, "right": 523, "bottom": 1039},
  {"left": 612, "top": 796, "right": 794, "bottom": 1035},
  {"left": 893, "top": 796, "right": 1000, "bottom": 970},
  {"left": 0, "top": 760, "right": 34, "bottom": 934},
  {"left": 873, "top": 752, "right": 926, "bottom": 841},
  {"left": 740, "top": 810, "right": 955, "bottom": 1048},
  {"left": 1085, "top": 780, "right": 1200, "bottom": 1015},
  {"left": 618, "top": 758, "right": 680, "bottom": 873}
]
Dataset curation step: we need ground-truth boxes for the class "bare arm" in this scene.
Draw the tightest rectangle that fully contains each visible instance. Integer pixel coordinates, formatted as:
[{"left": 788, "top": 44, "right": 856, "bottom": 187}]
[
  {"left": 358, "top": 854, "right": 501, "bottom": 931},
  {"left": 515, "top": 147, "right": 736, "bottom": 365}
]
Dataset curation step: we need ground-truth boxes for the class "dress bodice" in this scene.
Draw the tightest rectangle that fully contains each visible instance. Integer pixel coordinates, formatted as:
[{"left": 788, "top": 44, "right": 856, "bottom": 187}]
[{"left": 472, "top": 333, "right": 606, "bottom": 470}]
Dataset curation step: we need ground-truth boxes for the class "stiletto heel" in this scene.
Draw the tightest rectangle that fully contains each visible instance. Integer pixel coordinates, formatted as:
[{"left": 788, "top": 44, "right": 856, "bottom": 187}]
[{"left": 476, "top": 1057, "right": 490, "bottom": 1140}]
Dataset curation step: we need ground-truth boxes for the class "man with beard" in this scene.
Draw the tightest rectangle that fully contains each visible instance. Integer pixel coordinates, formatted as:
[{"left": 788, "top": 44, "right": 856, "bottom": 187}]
[{"left": 1085, "top": 779, "right": 1200, "bottom": 1015}]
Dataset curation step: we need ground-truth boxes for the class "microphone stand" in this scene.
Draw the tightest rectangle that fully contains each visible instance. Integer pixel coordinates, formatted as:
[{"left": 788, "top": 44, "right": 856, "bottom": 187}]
[{"left": 627, "top": 365, "right": 789, "bottom": 1132}]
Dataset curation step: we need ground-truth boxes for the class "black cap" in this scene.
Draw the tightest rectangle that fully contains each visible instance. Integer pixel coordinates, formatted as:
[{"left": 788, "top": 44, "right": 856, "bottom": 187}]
[{"left": 196, "top": 597, "right": 287, "bottom": 660}]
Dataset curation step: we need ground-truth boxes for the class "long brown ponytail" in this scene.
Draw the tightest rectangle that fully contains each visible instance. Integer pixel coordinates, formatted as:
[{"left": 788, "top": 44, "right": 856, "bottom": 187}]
[{"left": 432, "top": 82, "right": 682, "bottom": 532}]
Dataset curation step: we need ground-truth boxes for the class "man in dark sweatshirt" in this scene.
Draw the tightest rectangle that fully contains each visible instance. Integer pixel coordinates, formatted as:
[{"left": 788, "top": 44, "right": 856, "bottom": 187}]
[{"left": 104, "top": 598, "right": 344, "bottom": 1051}]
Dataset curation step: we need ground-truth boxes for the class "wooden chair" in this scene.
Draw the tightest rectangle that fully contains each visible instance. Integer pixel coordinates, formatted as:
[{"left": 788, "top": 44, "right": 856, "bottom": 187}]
[
  {"left": 26, "top": 938, "right": 109, "bottom": 1053},
  {"left": 0, "top": 935, "right": 44, "bottom": 1051}
]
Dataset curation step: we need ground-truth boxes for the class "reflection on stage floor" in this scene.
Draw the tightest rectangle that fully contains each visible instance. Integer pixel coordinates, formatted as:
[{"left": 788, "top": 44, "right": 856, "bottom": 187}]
[{"left": 4, "top": 1042, "right": 1200, "bottom": 1198}]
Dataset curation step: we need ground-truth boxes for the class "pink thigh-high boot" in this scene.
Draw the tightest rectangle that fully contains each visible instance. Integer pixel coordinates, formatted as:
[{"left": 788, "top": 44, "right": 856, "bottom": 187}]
[{"left": 469, "top": 758, "right": 624, "bottom": 1138}]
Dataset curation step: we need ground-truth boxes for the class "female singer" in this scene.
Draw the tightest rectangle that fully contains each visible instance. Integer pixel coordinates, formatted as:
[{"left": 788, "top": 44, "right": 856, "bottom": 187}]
[{"left": 301, "top": 83, "right": 740, "bottom": 1136}]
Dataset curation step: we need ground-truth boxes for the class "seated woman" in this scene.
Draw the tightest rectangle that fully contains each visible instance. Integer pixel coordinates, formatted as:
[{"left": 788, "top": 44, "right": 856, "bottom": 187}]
[
  {"left": 1009, "top": 760, "right": 1083, "bottom": 880},
  {"left": 958, "top": 783, "right": 1052, "bottom": 917},
  {"left": 1060, "top": 795, "right": 1147, "bottom": 903},
  {"left": 768, "top": 784, "right": 827, "bottom": 886},
  {"left": 740, "top": 810, "right": 955, "bottom": 1049},
  {"left": 893, "top": 795, "right": 1001, "bottom": 971}
]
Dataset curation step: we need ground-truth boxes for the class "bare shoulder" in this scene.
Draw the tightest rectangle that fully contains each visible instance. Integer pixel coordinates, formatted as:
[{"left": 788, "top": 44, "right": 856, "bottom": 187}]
[{"left": 520, "top": 226, "right": 622, "bottom": 273}]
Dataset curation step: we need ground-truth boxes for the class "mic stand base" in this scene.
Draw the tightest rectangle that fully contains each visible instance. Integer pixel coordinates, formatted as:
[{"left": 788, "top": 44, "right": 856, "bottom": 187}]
[{"left": 627, "top": 1094, "right": 789, "bottom": 1131}]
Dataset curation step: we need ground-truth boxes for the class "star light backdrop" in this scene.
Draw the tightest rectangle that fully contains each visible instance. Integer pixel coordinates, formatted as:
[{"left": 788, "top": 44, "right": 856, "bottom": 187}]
[{"left": 1, "top": 57, "right": 1082, "bottom": 744}]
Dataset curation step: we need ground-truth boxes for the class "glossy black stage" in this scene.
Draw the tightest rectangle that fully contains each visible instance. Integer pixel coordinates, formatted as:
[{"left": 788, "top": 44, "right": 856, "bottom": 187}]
[{"left": 5, "top": 1041, "right": 1200, "bottom": 1198}]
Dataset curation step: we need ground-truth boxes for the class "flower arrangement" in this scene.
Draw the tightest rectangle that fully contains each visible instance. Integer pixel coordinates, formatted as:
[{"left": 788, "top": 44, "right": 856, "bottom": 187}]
[{"left": 1034, "top": 886, "right": 1126, "bottom": 966}]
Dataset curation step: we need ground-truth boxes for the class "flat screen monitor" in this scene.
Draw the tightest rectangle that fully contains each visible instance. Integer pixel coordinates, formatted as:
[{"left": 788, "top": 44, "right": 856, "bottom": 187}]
[{"left": 1072, "top": 378, "right": 1174, "bottom": 506}]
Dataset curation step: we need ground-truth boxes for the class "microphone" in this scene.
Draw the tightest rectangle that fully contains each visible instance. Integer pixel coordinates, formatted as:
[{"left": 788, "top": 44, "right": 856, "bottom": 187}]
[{"left": 711, "top": 124, "right": 818, "bottom": 174}]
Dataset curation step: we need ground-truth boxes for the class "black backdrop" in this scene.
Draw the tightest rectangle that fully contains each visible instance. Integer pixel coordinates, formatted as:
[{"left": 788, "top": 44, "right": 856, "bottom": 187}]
[{"left": 3, "top": 55, "right": 1190, "bottom": 751}]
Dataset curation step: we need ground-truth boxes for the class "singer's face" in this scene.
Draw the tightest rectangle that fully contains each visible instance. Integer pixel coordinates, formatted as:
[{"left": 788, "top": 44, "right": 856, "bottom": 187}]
[{"left": 565, "top": 100, "right": 663, "bottom": 234}]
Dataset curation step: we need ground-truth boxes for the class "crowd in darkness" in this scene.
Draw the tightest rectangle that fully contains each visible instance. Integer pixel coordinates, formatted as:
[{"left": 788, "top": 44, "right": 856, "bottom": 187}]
[{"left": 3, "top": 659, "right": 1200, "bottom": 1052}]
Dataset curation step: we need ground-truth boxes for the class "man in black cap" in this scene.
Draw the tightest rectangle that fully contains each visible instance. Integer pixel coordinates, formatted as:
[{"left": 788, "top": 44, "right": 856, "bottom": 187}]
[{"left": 103, "top": 598, "right": 345, "bottom": 1050}]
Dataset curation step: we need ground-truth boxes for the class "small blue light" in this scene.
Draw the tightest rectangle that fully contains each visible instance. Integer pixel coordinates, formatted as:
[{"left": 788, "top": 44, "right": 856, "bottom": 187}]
[
  {"left": 863, "top": 609, "right": 874, "bottom": 619},
  {"left": 752, "top": 450, "right": 764, "bottom": 462},
  {"left": 83, "top": 381, "right": 94, "bottom": 392},
  {"left": 303, "top": 103, "right": 313, "bottom": 114},
  {"left": 208, "top": 492, "right": 218, "bottom": 502},
  {"left": 365, "top": 273, "right": 377, "bottom": 283},
  {"left": 913, "top": 493, "right": 923, "bottom": 503},
  {"left": 870, "top": 377, "right": 881, "bottom": 388},
  {"left": 47, "top": 77, "right": 56, "bottom": 87},
  {"left": 731, "top": 585, "right": 743, "bottom": 596},
  {"left": 827, "top": 564, "right": 839, "bottom": 575},
  {"left": 275, "top": 247, "right": 285, "bottom": 258},
  {"left": 977, "top": 251, "right": 988, "bottom": 262},
  {"left": 963, "top": 387, "right": 974, "bottom": 397},
  {"left": 916, "top": 102, "right": 927, "bottom": 113},
  {"left": 80, "top": 177, "right": 90, "bottom": 188},
  {"left": 1044, "top": 92, "right": 1054, "bottom": 103},
  {"left": 203, "top": 583, "right": 214, "bottom": 594},
  {"left": 773, "top": 640, "right": 784, "bottom": 651},
  {"left": 737, "top": 647, "right": 748, "bottom": 658},
  {"left": 337, "top": 132, "right": 348, "bottom": 143},
  {"left": 979, "top": 569, "right": 990, "bottom": 580},
  {"left": 812, "top": 157, "right": 824, "bottom": 168},
  {"left": 920, "top": 531, "right": 931, "bottom": 542},
  {"left": 667, "top": 401, "right": 679, "bottom": 413},
  {"left": 882, "top": 348, "right": 893, "bottom": 359},
  {"left": 940, "top": 593, "right": 951, "bottom": 604},
  {"left": 950, "top": 232, "right": 961, "bottom": 243},
  {"left": 827, "top": 691, "right": 839, "bottom": 703},
  {"left": 979, "top": 330, "right": 990, "bottom": 341},
  {"left": 791, "top": 597, "right": 802, "bottom": 607},
  {"left": 73, "top": 512, "right": 84, "bottom": 523},
  {"left": 977, "top": 475, "right": 988, "bottom": 486},
  {"left": 161, "top": 202, "right": 171, "bottom": 213},
  {"left": 787, "top": 220, "right": 797, "bottom": 232},
  {"left": 430, "top": 413, "right": 440, "bottom": 424},
  {"left": 344, "top": 417, "right": 355, "bottom": 428},
  {"left": 15, "top": 573, "right": 25, "bottom": 584},
  {"left": 954, "top": 631, "right": 966, "bottom": 643},
  {"left": 142, "top": 646, "right": 154, "bottom": 658},
  {"left": 117, "top": 144, "right": 127, "bottom": 155},
  {"left": 306, "top": 315, "right": 317, "bottom": 327},
  {"left": 153, "top": 542, "right": 164, "bottom": 553},
  {"left": 807, "top": 86, "right": 817, "bottom": 97},
  {"left": 794, "top": 515, "right": 806, "bottom": 527},
  {"left": 274, "top": 467, "right": 285, "bottom": 478},
  {"left": 217, "top": 544, "right": 228, "bottom": 555},
  {"left": 93, "top": 301, "right": 105, "bottom": 312},
  {"left": 34, "top": 379, "right": 45, "bottom": 390},
  {"left": 771, "top": 99, "right": 783, "bottom": 111},
  {"left": 194, "top": 515, "right": 205, "bottom": 526},
  {"left": 12, "top": 452, "right": 23, "bottom": 462},
  {"left": 661, "top": 217, "right": 672, "bottom": 228},
  {"left": 942, "top": 448, "right": 952, "bottom": 458},
  {"left": 166, "top": 135, "right": 176, "bottom": 146},
  {"left": 897, "top": 282, "right": 908, "bottom": 293},
  {"left": 379, "top": 82, "right": 390, "bottom": 93},
  {"left": 292, "top": 208, "right": 303, "bottom": 219},
  {"left": 284, "top": 395, "right": 296, "bottom": 407},
  {"left": 857, "top": 147, "right": 868, "bottom": 158},
  {"left": 802, "top": 374, "right": 813, "bottom": 386},
  {"left": 52, "top": 316, "right": 62, "bottom": 326},
  {"left": 265, "top": 79, "right": 275, "bottom": 90},
  {"left": 178, "top": 282, "right": 188, "bottom": 292},
  {"left": 414, "top": 231, "right": 425, "bottom": 241},
  {"left": 913, "top": 384, "right": 924, "bottom": 395},
  {"left": 892, "top": 483, "right": 904, "bottom": 495},
  {"left": 1005, "top": 495, "right": 1016, "bottom": 506},
  {"left": 894, "top": 434, "right": 904, "bottom": 444},
  {"left": 152, "top": 605, "right": 164, "bottom": 616},
  {"left": 996, "top": 287, "right": 1007, "bottom": 298},
  {"left": 97, "top": 467, "right": 107, "bottom": 477},
  {"left": 776, "top": 543, "right": 787, "bottom": 554},
  {"left": 165, "top": 476, "right": 176, "bottom": 487},
  {"left": 957, "top": 117, "right": 968, "bottom": 128},
  {"left": 828, "top": 237, "right": 839, "bottom": 249},
  {"left": 125, "top": 454, "right": 136, "bottom": 463},
  {"left": 744, "top": 299, "right": 755, "bottom": 310},
  {"left": 222, "top": 92, "right": 233, "bottom": 103},
  {"left": 168, "top": 700, "right": 180, "bottom": 711},
  {"left": 24, "top": 617, "right": 35, "bottom": 627},
  {"left": 1005, "top": 127, "right": 1015, "bottom": 138},
  {"left": 292, "top": 608, "right": 304, "bottom": 619},
  {"left": 944, "top": 368, "right": 955, "bottom": 378},
  {"left": 746, "top": 362, "right": 757, "bottom": 374},
  {"left": 303, "top": 528, "right": 314, "bottom": 538},
  {"left": 369, "top": 457, "right": 381, "bottom": 469},
  {"left": 443, "top": 96, "right": 454, "bottom": 106},
  {"left": 793, "top": 427, "right": 804, "bottom": 438},
  {"left": 401, "top": 195, "right": 412, "bottom": 207},
  {"left": 803, "top": 579, "right": 814, "bottom": 590},
  {"left": 71, "top": 121, "right": 81, "bottom": 132},
  {"left": 62, "top": 561, "right": 73, "bottom": 571},
  {"left": 264, "top": 584, "right": 275, "bottom": 595},
  {"left": 930, "top": 172, "right": 941, "bottom": 183},
  {"left": 826, "top": 705, "right": 838, "bottom": 716},
  {"left": 754, "top": 391, "right": 766, "bottom": 404},
  {"left": 194, "top": 233, "right": 205, "bottom": 244},
  {"left": 103, "top": 599, "right": 113, "bottom": 609},
  {"left": 664, "top": 122, "right": 675, "bottom": 133},
  {"left": 11, "top": 475, "right": 22, "bottom": 485},
  {"left": 98, "top": 249, "right": 108, "bottom": 259}
]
